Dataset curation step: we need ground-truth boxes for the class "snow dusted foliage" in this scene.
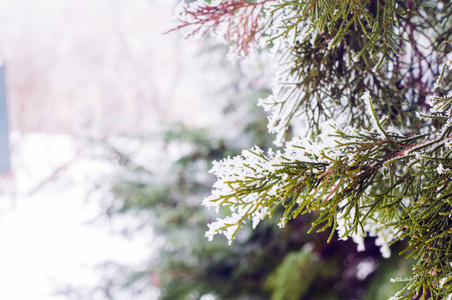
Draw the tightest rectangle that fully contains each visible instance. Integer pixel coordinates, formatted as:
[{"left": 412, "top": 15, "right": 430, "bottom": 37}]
[
  {"left": 173, "top": 1, "right": 452, "bottom": 299},
  {"left": 203, "top": 117, "right": 402, "bottom": 256}
]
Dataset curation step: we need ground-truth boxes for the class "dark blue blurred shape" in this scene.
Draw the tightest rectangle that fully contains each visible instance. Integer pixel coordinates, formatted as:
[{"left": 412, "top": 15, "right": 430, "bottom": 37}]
[{"left": 0, "top": 63, "right": 10, "bottom": 173}]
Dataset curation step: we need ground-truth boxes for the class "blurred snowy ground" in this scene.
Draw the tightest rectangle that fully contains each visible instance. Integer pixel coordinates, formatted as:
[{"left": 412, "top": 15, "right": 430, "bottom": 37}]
[{"left": 0, "top": 133, "right": 157, "bottom": 300}]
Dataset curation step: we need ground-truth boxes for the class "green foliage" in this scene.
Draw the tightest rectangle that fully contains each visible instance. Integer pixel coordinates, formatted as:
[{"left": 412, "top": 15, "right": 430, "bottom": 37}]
[
  {"left": 265, "top": 244, "right": 322, "bottom": 300},
  {"left": 269, "top": 0, "right": 402, "bottom": 56}
]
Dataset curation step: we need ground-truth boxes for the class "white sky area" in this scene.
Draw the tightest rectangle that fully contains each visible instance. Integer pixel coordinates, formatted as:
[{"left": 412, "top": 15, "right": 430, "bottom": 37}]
[{"left": 0, "top": 0, "right": 232, "bottom": 299}]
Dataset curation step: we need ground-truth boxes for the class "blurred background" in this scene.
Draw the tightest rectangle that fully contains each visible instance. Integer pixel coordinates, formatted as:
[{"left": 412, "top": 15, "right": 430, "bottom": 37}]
[{"left": 0, "top": 0, "right": 413, "bottom": 299}]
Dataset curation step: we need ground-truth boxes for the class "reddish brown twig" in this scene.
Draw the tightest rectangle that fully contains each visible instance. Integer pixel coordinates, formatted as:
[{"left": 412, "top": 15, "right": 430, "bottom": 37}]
[{"left": 166, "top": 0, "right": 274, "bottom": 58}]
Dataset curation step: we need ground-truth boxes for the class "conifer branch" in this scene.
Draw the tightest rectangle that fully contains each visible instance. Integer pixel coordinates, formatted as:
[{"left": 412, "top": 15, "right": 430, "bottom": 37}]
[{"left": 172, "top": 0, "right": 452, "bottom": 298}]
